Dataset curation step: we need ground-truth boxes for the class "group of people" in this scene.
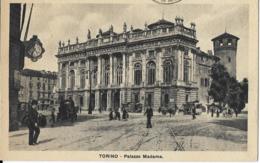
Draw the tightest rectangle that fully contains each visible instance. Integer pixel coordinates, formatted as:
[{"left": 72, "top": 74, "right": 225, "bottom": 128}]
[{"left": 109, "top": 107, "right": 129, "bottom": 121}]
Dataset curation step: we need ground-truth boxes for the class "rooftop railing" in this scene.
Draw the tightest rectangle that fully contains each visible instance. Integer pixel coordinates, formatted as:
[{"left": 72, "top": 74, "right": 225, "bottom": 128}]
[{"left": 58, "top": 25, "right": 196, "bottom": 55}]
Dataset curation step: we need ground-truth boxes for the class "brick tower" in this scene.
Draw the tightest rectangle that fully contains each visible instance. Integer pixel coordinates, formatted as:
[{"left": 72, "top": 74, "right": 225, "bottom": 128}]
[{"left": 212, "top": 32, "right": 239, "bottom": 78}]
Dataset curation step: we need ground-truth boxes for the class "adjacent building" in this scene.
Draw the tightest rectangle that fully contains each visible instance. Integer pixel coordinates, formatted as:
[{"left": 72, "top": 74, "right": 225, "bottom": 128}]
[
  {"left": 56, "top": 17, "right": 238, "bottom": 112},
  {"left": 19, "top": 69, "right": 57, "bottom": 109}
]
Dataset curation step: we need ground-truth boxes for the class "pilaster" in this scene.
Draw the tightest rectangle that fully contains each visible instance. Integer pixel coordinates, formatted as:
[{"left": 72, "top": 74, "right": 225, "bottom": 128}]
[
  {"left": 107, "top": 90, "right": 112, "bottom": 110},
  {"left": 129, "top": 54, "right": 133, "bottom": 86},
  {"left": 94, "top": 90, "right": 100, "bottom": 111},
  {"left": 122, "top": 53, "right": 126, "bottom": 86},
  {"left": 109, "top": 55, "right": 113, "bottom": 86},
  {"left": 142, "top": 52, "right": 146, "bottom": 85}
]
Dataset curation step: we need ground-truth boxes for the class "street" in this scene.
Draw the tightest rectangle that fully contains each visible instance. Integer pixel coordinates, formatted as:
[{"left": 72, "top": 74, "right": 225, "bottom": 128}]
[{"left": 9, "top": 112, "right": 247, "bottom": 151}]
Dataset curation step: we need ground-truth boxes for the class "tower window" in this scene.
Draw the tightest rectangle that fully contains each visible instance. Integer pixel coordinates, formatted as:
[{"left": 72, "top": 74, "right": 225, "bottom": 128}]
[
  {"left": 228, "top": 39, "right": 232, "bottom": 46},
  {"left": 228, "top": 57, "right": 231, "bottom": 62}
]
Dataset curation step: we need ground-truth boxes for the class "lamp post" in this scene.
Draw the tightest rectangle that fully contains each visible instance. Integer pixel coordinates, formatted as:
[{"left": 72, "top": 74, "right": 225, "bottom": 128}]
[{"left": 85, "top": 63, "right": 97, "bottom": 114}]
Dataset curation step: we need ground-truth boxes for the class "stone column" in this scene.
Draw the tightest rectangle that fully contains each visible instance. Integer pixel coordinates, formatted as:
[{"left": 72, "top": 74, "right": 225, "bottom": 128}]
[
  {"left": 142, "top": 52, "right": 146, "bottom": 85},
  {"left": 157, "top": 49, "right": 163, "bottom": 83},
  {"left": 128, "top": 54, "right": 133, "bottom": 86},
  {"left": 58, "top": 62, "right": 61, "bottom": 89},
  {"left": 113, "top": 56, "right": 117, "bottom": 85},
  {"left": 190, "top": 50, "right": 194, "bottom": 82},
  {"left": 107, "top": 90, "right": 112, "bottom": 110},
  {"left": 86, "top": 60, "right": 90, "bottom": 89},
  {"left": 109, "top": 55, "right": 113, "bottom": 86},
  {"left": 66, "top": 61, "right": 70, "bottom": 90},
  {"left": 154, "top": 88, "right": 161, "bottom": 112},
  {"left": 122, "top": 53, "right": 126, "bottom": 86},
  {"left": 120, "top": 89, "right": 125, "bottom": 107},
  {"left": 177, "top": 50, "right": 183, "bottom": 81},
  {"left": 97, "top": 56, "right": 102, "bottom": 85},
  {"left": 83, "top": 91, "right": 89, "bottom": 110},
  {"left": 94, "top": 90, "right": 100, "bottom": 111},
  {"left": 75, "top": 61, "right": 80, "bottom": 89}
]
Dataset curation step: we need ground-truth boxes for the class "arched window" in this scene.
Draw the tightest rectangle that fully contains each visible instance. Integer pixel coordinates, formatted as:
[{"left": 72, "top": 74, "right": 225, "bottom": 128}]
[
  {"left": 163, "top": 60, "right": 173, "bottom": 83},
  {"left": 61, "top": 71, "right": 66, "bottom": 89},
  {"left": 70, "top": 70, "right": 75, "bottom": 89},
  {"left": 147, "top": 61, "right": 156, "bottom": 85},
  {"left": 116, "top": 64, "right": 123, "bottom": 85},
  {"left": 134, "top": 63, "right": 142, "bottom": 85},
  {"left": 80, "top": 70, "right": 85, "bottom": 89},
  {"left": 184, "top": 60, "right": 189, "bottom": 82}
]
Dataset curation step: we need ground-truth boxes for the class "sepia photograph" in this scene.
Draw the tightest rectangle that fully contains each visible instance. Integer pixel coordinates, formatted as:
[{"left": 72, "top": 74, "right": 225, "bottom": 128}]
[{"left": 1, "top": 0, "right": 258, "bottom": 161}]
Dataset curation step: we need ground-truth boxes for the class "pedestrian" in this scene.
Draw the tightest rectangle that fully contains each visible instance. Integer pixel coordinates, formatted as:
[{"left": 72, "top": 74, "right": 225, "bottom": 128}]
[
  {"left": 109, "top": 108, "right": 114, "bottom": 120},
  {"left": 49, "top": 101, "right": 55, "bottom": 127},
  {"left": 211, "top": 105, "right": 214, "bottom": 117},
  {"left": 216, "top": 108, "right": 220, "bottom": 118},
  {"left": 79, "top": 105, "right": 82, "bottom": 114},
  {"left": 28, "top": 100, "right": 40, "bottom": 145},
  {"left": 115, "top": 108, "right": 121, "bottom": 120},
  {"left": 122, "top": 107, "right": 129, "bottom": 121},
  {"left": 192, "top": 104, "right": 196, "bottom": 120},
  {"left": 168, "top": 107, "right": 173, "bottom": 117},
  {"left": 144, "top": 106, "right": 153, "bottom": 128}
]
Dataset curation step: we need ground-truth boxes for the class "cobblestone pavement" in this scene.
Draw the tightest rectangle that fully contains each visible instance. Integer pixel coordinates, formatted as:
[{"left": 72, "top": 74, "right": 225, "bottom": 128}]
[{"left": 9, "top": 111, "right": 247, "bottom": 151}]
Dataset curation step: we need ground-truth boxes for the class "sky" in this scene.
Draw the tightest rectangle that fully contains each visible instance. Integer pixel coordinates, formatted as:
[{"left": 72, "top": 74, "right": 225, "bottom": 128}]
[{"left": 23, "top": 3, "right": 249, "bottom": 80}]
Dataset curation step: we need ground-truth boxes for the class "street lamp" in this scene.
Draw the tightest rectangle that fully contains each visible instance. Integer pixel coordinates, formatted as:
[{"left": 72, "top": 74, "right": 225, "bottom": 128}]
[{"left": 85, "top": 64, "right": 97, "bottom": 114}]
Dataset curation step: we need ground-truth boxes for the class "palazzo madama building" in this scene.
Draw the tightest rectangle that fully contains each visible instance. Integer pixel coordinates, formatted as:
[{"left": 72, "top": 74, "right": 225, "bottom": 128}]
[{"left": 56, "top": 17, "right": 238, "bottom": 112}]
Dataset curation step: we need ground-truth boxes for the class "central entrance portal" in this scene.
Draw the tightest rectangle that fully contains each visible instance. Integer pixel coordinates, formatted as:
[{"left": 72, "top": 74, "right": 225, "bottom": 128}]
[
  {"left": 113, "top": 90, "right": 120, "bottom": 110},
  {"left": 101, "top": 91, "right": 107, "bottom": 111}
]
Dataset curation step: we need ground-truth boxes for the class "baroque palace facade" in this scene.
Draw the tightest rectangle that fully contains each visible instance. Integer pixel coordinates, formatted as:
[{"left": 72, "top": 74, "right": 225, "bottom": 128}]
[{"left": 56, "top": 17, "right": 227, "bottom": 112}]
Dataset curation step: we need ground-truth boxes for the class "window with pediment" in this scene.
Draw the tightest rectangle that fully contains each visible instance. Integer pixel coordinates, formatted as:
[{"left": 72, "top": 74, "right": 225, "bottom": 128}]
[
  {"left": 184, "top": 60, "right": 190, "bottom": 82},
  {"left": 116, "top": 56, "right": 123, "bottom": 85},
  {"left": 147, "top": 61, "right": 156, "bottom": 85},
  {"left": 164, "top": 47, "right": 172, "bottom": 56},
  {"left": 135, "top": 52, "right": 141, "bottom": 58},
  {"left": 163, "top": 60, "right": 173, "bottom": 83},
  {"left": 116, "top": 65, "right": 122, "bottom": 85},
  {"left": 103, "top": 65, "right": 109, "bottom": 86},
  {"left": 70, "top": 70, "right": 75, "bottom": 89},
  {"left": 70, "top": 62, "right": 74, "bottom": 67},
  {"left": 134, "top": 63, "right": 142, "bottom": 85},
  {"left": 104, "top": 58, "right": 110, "bottom": 86},
  {"left": 148, "top": 50, "right": 155, "bottom": 58},
  {"left": 61, "top": 71, "right": 66, "bottom": 89},
  {"left": 80, "top": 60, "right": 86, "bottom": 67},
  {"left": 80, "top": 69, "right": 85, "bottom": 89}
]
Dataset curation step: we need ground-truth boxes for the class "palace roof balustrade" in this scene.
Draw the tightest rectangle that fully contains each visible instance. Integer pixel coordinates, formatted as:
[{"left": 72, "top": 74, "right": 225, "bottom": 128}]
[{"left": 57, "top": 23, "right": 196, "bottom": 56}]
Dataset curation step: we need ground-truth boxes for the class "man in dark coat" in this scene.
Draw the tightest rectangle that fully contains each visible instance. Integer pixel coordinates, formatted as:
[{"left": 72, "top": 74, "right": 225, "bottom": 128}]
[
  {"left": 192, "top": 104, "right": 196, "bottom": 120},
  {"left": 144, "top": 106, "right": 153, "bottom": 128},
  {"left": 68, "top": 97, "right": 75, "bottom": 122},
  {"left": 28, "top": 100, "right": 40, "bottom": 145}
]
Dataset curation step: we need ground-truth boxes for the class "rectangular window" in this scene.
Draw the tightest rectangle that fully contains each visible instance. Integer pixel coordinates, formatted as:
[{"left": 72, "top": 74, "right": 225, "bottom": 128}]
[
  {"left": 148, "top": 50, "right": 155, "bottom": 58},
  {"left": 200, "top": 78, "right": 204, "bottom": 86},
  {"left": 205, "top": 78, "right": 209, "bottom": 87}
]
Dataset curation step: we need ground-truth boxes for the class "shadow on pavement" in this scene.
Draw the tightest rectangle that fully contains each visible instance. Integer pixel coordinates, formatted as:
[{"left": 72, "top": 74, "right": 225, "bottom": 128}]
[
  {"left": 43, "top": 114, "right": 102, "bottom": 128},
  {"left": 38, "top": 138, "right": 56, "bottom": 144},
  {"left": 209, "top": 118, "right": 247, "bottom": 131},
  {"left": 9, "top": 132, "right": 28, "bottom": 137}
]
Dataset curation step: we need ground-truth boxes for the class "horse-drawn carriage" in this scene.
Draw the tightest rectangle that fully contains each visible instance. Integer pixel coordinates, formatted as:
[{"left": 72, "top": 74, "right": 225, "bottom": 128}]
[
  {"left": 57, "top": 99, "right": 78, "bottom": 122},
  {"left": 181, "top": 101, "right": 204, "bottom": 115}
]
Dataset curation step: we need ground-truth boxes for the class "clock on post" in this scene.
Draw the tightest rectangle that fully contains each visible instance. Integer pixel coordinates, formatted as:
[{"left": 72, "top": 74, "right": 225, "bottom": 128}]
[{"left": 24, "top": 35, "right": 45, "bottom": 62}]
